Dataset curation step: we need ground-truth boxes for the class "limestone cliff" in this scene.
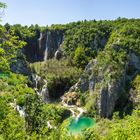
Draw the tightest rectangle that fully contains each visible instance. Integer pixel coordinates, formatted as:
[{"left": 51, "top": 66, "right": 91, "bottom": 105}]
[
  {"left": 39, "top": 30, "right": 63, "bottom": 60},
  {"left": 69, "top": 53, "right": 140, "bottom": 118},
  {"left": 24, "top": 30, "right": 63, "bottom": 62},
  {"left": 10, "top": 49, "right": 31, "bottom": 75}
]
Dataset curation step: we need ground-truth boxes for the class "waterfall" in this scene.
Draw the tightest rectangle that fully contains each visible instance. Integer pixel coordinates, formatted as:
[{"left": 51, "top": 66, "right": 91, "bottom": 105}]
[
  {"left": 54, "top": 49, "right": 62, "bottom": 60},
  {"left": 61, "top": 95, "right": 85, "bottom": 119},
  {"left": 54, "top": 32, "right": 63, "bottom": 60},
  {"left": 10, "top": 74, "right": 50, "bottom": 118},
  {"left": 75, "top": 107, "right": 84, "bottom": 122},
  {"left": 40, "top": 79, "right": 50, "bottom": 103},
  {"left": 10, "top": 100, "right": 25, "bottom": 117},
  {"left": 44, "top": 31, "right": 50, "bottom": 61},
  {"left": 33, "top": 74, "right": 41, "bottom": 89},
  {"left": 43, "top": 30, "right": 63, "bottom": 60},
  {"left": 31, "top": 74, "right": 50, "bottom": 102},
  {"left": 16, "top": 105, "right": 25, "bottom": 117},
  {"left": 38, "top": 32, "right": 49, "bottom": 61}
]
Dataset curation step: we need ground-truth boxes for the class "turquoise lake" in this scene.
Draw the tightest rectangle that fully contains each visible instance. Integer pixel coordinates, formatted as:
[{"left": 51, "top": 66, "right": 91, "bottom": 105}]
[{"left": 68, "top": 117, "right": 95, "bottom": 134}]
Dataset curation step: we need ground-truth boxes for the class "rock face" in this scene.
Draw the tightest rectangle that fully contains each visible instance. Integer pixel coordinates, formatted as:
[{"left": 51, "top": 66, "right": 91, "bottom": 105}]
[
  {"left": 10, "top": 49, "right": 31, "bottom": 75},
  {"left": 54, "top": 49, "right": 62, "bottom": 60},
  {"left": 24, "top": 31, "right": 40, "bottom": 62},
  {"left": 69, "top": 59, "right": 97, "bottom": 93},
  {"left": 40, "top": 30, "right": 63, "bottom": 60},
  {"left": 62, "top": 92, "right": 81, "bottom": 106},
  {"left": 97, "top": 78, "right": 126, "bottom": 117},
  {"left": 69, "top": 53, "right": 140, "bottom": 118},
  {"left": 24, "top": 30, "right": 63, "bottom": 62},
  {"left": 127, "top": 53, "right": 140, "bottom": 80}
]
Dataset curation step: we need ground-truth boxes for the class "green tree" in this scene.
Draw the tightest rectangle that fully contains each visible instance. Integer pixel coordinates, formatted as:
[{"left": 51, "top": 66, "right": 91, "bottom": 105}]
[
  {"left": 0, "top": 97, "right": 25, "bottom": 140},
  {"left": 0, "top": 26, "right": 26, "bottom": 71},
  {"left": 73, "top": 44, "right": 90, "bottom": 68}
]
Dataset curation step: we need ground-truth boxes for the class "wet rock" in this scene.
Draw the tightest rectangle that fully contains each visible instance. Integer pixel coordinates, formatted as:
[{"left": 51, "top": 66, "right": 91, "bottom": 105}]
[
  {"left": 54, "top": 49, "right": 62, "bottom": 60},
  {"left": 69, "top": 59, "right": 96, "bottom": 92}
]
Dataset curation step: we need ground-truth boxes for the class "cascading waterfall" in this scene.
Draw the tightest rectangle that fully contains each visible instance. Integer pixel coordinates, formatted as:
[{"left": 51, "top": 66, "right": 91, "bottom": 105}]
[
  {"left": 32, "top": 74, "right": 50, "bottom": 103},
  {"left": 55, "top": 32, "right": 63, "bottom": 60},
  {"left": 38, "top": 30, "right": 64, "bottom": 61},
  {"left": 75, "top": 107, "right": 84, "bottom": 122},
  {"left": 31, "top": 74, "right": 56, "bottom": 128},
  {"left": 32, "top": 74, "right": 41, "bottom": 89},
  {"left": 10, "top": 99, "right": 25, "bottom": 117},
  {"left": 40, "top": 79, "right": 50, "bottom": 103},
  {"left": 16, "top": 105, "right": 25, "bottom": 117},
  {"left": 9, "top": 74, "right": 50, "bottom": 118},
  {"left": 61, "top": 96, "right": 85, "bottom": 121}
]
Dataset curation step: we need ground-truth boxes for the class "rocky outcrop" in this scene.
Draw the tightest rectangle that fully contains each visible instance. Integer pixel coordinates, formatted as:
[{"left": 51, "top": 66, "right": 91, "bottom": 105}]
[
  {"left": 126, "top": 53, "right": 140, "bottom": 80},
  {"left": 69, "top": 59, "right": 97, "bottom": 93},
  {"left": 10, "top": 49, "right": 31, "bottom": 75},
  {"left": 96, "top": 78, "right": 126, "bottom": 117},
  {"left": 69, "top": 53, "right": 140, "bottom": 118},
  {"left": 24, "top": 31, "right": 40, "bottom": 62},
  {"left": 62, "top": 92, "right": 81, "bottom": 106}
]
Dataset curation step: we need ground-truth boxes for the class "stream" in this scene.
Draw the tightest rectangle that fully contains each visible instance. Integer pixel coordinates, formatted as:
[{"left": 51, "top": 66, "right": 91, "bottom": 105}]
[
  {"left": 61, "top": 95, "right": 85, "bottom": 119},
  {"left": 10, "top": 74, "right": 95, "bottom": 131},
  {"left": 61, "top": 94, "right": 95, "bottom": 134}
]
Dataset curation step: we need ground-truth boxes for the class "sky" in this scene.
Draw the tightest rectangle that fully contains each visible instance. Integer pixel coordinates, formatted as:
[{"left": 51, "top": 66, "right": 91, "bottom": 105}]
[{"left": 1, "top": 0, "right": 140, "bottom": 26}]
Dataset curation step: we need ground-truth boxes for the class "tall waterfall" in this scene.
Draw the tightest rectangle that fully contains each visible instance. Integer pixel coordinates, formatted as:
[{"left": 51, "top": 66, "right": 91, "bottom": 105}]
[
  {"left": 44, "top": 31, "right": 50, "bottom": 61},
  {"left": 38, "top": 30, "right": 63, "bottom": 61}
]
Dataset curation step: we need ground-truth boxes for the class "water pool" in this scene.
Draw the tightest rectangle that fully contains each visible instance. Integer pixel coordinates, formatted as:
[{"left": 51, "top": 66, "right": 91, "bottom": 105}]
[{"left": 68, "top": 117, "right": 95, "bottom": 134}]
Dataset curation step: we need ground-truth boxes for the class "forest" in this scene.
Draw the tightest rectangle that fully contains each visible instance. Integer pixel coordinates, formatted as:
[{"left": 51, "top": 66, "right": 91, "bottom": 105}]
[{"left": 0, "top": 2, "right": 140, "bottom": 140}]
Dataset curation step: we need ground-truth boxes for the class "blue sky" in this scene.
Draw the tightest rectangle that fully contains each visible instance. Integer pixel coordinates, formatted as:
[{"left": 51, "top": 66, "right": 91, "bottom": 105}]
[{"left": 1, "top": 0, "right": 140, "bottom": 26}]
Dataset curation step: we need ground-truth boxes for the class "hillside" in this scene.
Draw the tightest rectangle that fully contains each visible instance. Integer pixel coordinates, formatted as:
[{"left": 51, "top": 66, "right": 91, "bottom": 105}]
[{"left": 0, "top": 18, "right": 140, "bottom": 139}]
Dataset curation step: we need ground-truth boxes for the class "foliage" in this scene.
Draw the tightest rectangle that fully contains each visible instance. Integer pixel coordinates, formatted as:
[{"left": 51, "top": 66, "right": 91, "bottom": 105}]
[
  {"left": 73, "top": 44, "right": 94, "bottom": 68},
  {"left": 30, "top": 60, "right": 82, "bottom": 98},
  {"left": 132, "top": 75, "right": 140, "bottom": 92},
  {"left": 0, "top": 25, "right": 26, "bottom": 71},
  {"left": 0, "top": 108, "right": 25, "bottom": 140},
  {"left": 130, "top": 75, "right": 140, "bottom": 109},
  {"left": 0, "top": 96, "right": 25, "bottom": 140},
  {"left": 0, "top": 18, "right": 140, "bottom": 139},
  {"left": 60, "top": 20, "right": 112, "bottom": 68},
  {"left": 0, "top": 72, "right": 34, "bottom": 106},
  {"left": 25, "top": 93, "right": 67, "bottom": 139},
  {"left": 82, "top": 112, "right": 140, "bottom": 140}
]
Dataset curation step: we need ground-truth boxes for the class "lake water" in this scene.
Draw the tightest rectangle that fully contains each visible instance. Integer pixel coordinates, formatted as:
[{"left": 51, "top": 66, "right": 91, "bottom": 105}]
[{"left": 68, "top": 117, "right": 95, "bottom": 134}]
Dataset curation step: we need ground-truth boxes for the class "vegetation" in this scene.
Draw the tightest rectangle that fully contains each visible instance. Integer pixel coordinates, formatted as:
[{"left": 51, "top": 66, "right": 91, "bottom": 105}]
[
  {"left": 0, "top": 7, "right": 140, "bottom": 139},
  {"left": 30, "top": 60, "right": 82, "bottom": 99},
  {"left": 82, "top": 111, "right": 140, "bottom": 140}
]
